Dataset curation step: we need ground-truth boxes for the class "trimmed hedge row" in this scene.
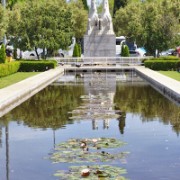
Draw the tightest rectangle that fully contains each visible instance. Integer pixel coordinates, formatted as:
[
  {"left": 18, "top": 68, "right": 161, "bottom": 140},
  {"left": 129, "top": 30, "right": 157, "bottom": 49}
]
[
  {"left": 148, "top": 56, "right": 180, "bottom": 61},
  {"left": 18, "top": 60, "right": 57, "bottom": 72},
  {"left": 144, "top": 60, "right": 180, "bottom": 70},
  {"left": 0, "top": 62, "right": 20, "bottom": 78}
]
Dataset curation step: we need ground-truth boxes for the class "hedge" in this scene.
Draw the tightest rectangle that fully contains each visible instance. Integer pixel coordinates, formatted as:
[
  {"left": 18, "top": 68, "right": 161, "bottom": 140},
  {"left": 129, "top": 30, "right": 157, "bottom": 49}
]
[
  {"left": 144, "top": 60, "right": 180, "bottom": 70},
  {"left": 0, "top": 62, "right": 20, "bottom": 77},
  {"left": 148, "top": 56, "right": 180, "bottom": 61},
  {"left": 18, "top": 60, "right": 57, "bottom": 72}
]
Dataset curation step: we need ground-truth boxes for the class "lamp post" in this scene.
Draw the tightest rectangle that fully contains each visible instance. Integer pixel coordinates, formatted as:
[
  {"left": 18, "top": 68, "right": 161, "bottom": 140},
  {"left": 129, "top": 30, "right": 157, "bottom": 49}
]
[{"left": 1, "top": 0, "right": 7, "bottom": 45}]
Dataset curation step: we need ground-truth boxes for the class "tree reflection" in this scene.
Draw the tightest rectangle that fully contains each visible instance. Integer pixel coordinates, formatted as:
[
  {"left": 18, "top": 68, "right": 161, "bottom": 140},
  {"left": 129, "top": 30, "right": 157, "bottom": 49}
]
[
  {"left": 114, "top": 83, "right": 180, "bottom": 135},
  {"left": 0, "top": 85, "right": 85, "bottom": 130}
]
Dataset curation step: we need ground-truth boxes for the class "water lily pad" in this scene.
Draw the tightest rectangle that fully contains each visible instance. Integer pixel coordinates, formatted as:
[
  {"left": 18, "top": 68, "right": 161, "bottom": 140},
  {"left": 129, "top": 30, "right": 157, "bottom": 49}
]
[
  {"left": 50, "top": 138, "right": 129, "bottom": 163},
  {"left": 54, "top": 165, "right": 128, "bottom": 180}
]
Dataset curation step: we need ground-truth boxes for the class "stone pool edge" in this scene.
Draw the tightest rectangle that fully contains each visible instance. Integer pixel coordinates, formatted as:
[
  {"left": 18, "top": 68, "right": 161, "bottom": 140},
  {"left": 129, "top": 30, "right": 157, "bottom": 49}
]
[
  {"left": 0, "top": 65, "right": 180, "bottom": 118},
  {"left": 0, "top": 66, "right": 64, "bottom": 118}
]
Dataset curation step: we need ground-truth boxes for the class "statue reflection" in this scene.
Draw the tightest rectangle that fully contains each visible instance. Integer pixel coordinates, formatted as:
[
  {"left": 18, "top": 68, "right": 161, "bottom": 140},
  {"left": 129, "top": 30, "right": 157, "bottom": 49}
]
[
  {"left": 103, "top": 119, "right": 109, "bottom": 129},
  {"left": 92, "top": 119, "right": 98, "bottom": 130},
  {"left": 84, "top": 72, "right": 117, "bottom": 131}
]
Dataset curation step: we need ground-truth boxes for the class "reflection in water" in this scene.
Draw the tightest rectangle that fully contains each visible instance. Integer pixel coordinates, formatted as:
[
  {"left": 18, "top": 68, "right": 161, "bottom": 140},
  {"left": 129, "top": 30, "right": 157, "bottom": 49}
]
[
  {"left": 1, "top": 85, "right": 85, "bottom": 130},
  {"left": 114, "top": 82, "right": 180, "bottom": 135},
  {"left": 0, "top": 71, "right": 179, "bottom": 180},
  {"left": 5, "top": 126, "right": 9, "bottom": 180},
  {"left": 68, "top": 73, "right": 119, "bottom": 130},
  {"left": 1, "top": 71, "right": 180, "bottom": 134}
]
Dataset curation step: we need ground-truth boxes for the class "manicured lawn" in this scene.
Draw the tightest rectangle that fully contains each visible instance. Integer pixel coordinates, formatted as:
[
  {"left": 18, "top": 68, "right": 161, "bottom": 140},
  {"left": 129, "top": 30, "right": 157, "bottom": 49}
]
[
  {"left": 159, "top": 71, "right": 180, "bottom": 81},
  {"left": 0, "top": 72, "right": 40, "bottom": 89}
]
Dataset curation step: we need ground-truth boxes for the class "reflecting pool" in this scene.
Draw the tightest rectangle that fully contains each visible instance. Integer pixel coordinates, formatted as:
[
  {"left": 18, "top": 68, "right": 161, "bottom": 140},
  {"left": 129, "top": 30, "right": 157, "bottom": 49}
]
[{"left": 0, "top": 72, "right": 180, "bottom": 180}]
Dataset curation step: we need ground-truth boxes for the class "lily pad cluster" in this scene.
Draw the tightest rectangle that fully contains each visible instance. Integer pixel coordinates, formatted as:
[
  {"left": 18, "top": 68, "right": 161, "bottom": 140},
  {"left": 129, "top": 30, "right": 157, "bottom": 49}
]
[
  {"left": 54, "top": 165, "right": 127, "bottom": 180},
  {"left": 50, "top": 137, "right": 128, "bottom": 163},
  {"left": 50, "top": 137, "right": 129, "bottom": 179}
]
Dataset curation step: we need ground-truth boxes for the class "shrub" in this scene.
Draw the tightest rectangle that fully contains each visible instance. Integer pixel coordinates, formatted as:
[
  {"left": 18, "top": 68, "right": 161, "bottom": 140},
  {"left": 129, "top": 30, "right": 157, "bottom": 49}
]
[
  {"left": 73, "top": 43, "right": 79, "bottom": 57},
  {"left": 0, "top": 44, "right": 6, "bottom": 63},
  {"left": 18, "top": 60, "right": 57, "bottom": 72},
  {"left": 78, "top": 43, "right": 81, "bottom": 57},
  {"left": 121, "top": 45, "right": 129, "bottom": 57},
  {"left": 144, "top": 60, "right": 180, "bottom": 70},
  {"left": 0, "top": 62, "right": 20, "bottom": 77}
]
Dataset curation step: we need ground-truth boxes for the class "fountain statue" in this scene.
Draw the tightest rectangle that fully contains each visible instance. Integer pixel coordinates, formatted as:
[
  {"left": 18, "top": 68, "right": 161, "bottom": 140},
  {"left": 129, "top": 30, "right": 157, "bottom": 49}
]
[{"left": 84, "top": 0, "right": 116, "bottom": 57}]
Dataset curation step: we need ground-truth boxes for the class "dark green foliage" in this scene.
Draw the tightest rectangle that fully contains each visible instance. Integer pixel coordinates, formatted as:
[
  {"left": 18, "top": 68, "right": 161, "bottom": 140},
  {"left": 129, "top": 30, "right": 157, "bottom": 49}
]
[
  {"left": 144, "top": 60, "right": 180, "bottom": 70},
  {"left": 121, "top": 45, "right": 129, "bottom": 57},
  {"left": 0, "top": 44, "right": 6, "bottom": 63},
  {"left": 81, "top": 0, "right": 88, "bottom": 10},
  {"left": 148, "top": 56, "right": 180, "bottom": 61},
  {"left": 113, "top": 0, "right": 127, "bottom": 16},
  {"left": 13, "top": 48, "right": 17, "bottom": 59},
  {"left": 73, "top": 43, "right": 79, "bottom": 57},
  {"left": 0, "top": 62, "right": 20, "bottom": 77},
  {"left": 18, "top": 60, "right": 57, "bottom": 72},
  {"left": 78, "top": 43, "right": 81, "bottom": 57}
]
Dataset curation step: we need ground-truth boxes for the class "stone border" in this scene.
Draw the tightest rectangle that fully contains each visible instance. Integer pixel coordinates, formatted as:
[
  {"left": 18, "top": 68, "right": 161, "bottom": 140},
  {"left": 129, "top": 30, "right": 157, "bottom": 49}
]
[
  {"left": 0, "top": 66, "right": 64, "bottom": 118},
  {"left": 0, "top": 65, "right": 180, "bottom": 118}
]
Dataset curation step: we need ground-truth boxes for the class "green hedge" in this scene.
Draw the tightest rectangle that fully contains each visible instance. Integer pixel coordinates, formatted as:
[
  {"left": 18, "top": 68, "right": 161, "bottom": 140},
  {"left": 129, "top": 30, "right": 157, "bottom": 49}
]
[
  {"left": 0, "top": 62, "right": 20, "bottom": 77},
  {"left": 144, "top": 60, "right": 180, "bottom": 70},
  {"left": 18, "top": 60, "right": 57, "bottom": 72},
  {"left": 148, "top": 56, "right": 180, "bottom": 61}
]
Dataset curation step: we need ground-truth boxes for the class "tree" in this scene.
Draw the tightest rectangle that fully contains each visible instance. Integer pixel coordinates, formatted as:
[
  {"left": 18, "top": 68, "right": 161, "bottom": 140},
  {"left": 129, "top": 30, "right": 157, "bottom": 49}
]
[
  {"left": 113, "top": 0, "right": 127, "bottom": 17},
  {"left": 0, "top": 44, "right": 6, "bottom": 63},
  {"left": 7, "top": 0, "right": 74, "bottom": 59},
  {"left": 81, "top": 0, "right": 88, "bottom": 11},
  {"left": 140, "top": 0, "right": 180, "bottom": 54},
  {"left": 0, "top": 4, "right": 8, "bottom": 40},
  {"left": 69, "top": 0, "right": 88, "bottom": 43},
  {"left": 113, "top": 2, "right": 143, "bottom": 41},
  {"left": 113, "top": 0, "right": 180, "bottom": 55}
]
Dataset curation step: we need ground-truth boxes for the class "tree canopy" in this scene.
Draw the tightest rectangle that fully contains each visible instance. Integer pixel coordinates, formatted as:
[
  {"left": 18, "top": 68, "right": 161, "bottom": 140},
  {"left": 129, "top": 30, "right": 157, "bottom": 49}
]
[
  {"left": 8, "top": 0, "right": 74, "bottom": 58},
  {"left": 0, "top": 4, "right": 8, "bottom": 40},
  {"left": 113, "top": 0, "right": 180, "bottom": 54}
]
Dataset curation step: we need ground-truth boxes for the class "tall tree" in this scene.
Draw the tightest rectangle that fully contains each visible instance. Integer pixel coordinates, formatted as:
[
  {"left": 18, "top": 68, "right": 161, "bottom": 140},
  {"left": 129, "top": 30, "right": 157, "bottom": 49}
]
[
  {"left": 0, "top": 4, "right": 8, "bottom": 40},
  {"left": 113, "top": 2, "right": 143, "bottom": 41},
  {"left": 8, "top": 0, "right": 74, "bottom": 59}
]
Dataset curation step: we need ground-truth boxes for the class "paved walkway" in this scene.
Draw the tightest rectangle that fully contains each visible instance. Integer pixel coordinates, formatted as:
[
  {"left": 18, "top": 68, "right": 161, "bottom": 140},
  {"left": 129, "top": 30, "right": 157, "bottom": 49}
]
[
  {"left": 0, "top": 66, "right": 64, "bottom": 118},
  {"left": 135, "top": 66, "right": 180, "bottom": 95},
  {"left": 134, "top": 66, "right": 180, "bottom": 104}
]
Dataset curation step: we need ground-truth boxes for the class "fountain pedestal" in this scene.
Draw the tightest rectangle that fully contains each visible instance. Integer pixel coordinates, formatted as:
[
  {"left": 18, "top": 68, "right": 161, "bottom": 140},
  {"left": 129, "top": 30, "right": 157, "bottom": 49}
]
[{"left": 83, "top": 0, "right": 116, "bottom": 57}]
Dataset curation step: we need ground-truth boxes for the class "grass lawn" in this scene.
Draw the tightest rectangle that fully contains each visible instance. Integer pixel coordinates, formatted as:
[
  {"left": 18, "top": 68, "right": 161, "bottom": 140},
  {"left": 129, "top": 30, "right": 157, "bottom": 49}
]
[
  {"left": 159, "top": 71, "right": 180, "bottom": 81},
  {"left": 0, "top": 72, "right": 40, "bottom": 89}
]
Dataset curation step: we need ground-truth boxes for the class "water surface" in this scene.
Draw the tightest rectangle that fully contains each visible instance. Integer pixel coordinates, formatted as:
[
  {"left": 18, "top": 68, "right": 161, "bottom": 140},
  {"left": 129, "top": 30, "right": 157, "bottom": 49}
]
[{"left": 0, "top": 72, "right": 180, "bottom": 180}]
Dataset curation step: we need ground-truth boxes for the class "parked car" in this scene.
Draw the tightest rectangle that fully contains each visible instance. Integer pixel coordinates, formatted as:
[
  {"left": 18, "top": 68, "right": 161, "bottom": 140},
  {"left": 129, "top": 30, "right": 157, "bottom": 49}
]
[
  {"left": 116, "top": 36, "right": 146, "bottom": 57},
  {"left": 159, "top": 49, "right": 176, "bottom": 56}
]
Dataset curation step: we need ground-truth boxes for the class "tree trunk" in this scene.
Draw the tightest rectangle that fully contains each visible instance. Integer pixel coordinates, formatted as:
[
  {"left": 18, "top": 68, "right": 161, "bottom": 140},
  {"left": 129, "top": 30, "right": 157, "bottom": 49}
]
[{"left": 35, "top": 47, "right": 39, "bottom": 60}]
